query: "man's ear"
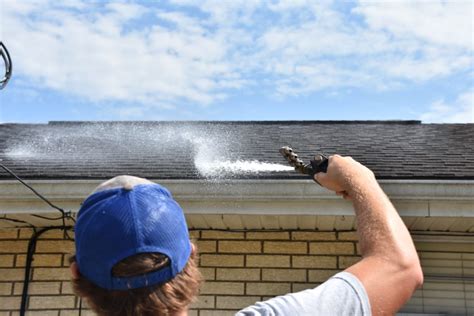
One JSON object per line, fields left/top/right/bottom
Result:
{"left": 70, "top": 261, "right": 80, "bottom": 280}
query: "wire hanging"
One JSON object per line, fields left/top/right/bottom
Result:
{"left": 0, "top": 41, "right": 12, "bottom": 90}
{"left": 0, "top": 163, "right": 77, "bottom": 315}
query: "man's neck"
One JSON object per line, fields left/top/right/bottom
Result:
{"left": 172, "top": 309, "right": 188, "bottom": 316}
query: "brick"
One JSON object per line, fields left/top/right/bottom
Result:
{"left": 0, "top": 283, "right": 12, "bottom": 295}
{"left": 200, "top": 282, "right": 244, "bottom": 295}
{"left": 200, "top": 255, "right": 244, "bottom": 267}
{"left": 264, "top": 242, "right": 307, "bottom": 254}
{"left": 0, "top": 296, "right": 21, "bottom": 310}
{"left": 262, "top": 268, "right": 306, "bottom": 282}
{"left": 201, "top": 231, "right": 244, "bottom": 240}
{"left": 339, "top": 256, "right": 362, "bottom": 269}
{"left": 309, "top": 242, "right": 354, "bottom": 255}
{"left": 61, "top": 281, "right": 74, "bottom": 294}
{"left": 75, "top": 302, "right": 94, "bottom": 313}
{"left": 16, "top": 254, "right": 62, "bottom": 267}
{"left": 246, "top": 232, "right": 289, "bottom": 240}
{"left": 22, "top": 229, "right": 67, "bottom": 239}
{"left": 308, "top": 269, "right": 339, "bottom": 282}
{"left": 219, "top": 241, "right": 261, "bottom": 253}
{"left": 292, "top": 283, "right": 319, "bottom": 292}
{"left": 63, "top": 255, "right": 75, "bottom": 267}
{"left": 338, "top": 232, "right": 358, "bottom": 241}
{"left": 60, "top": 311, "right": 96, "bottom": 316}
{"left": 0, "top": 241, "right": 28, "bottom": 253}
{"left": 216, "top": 296, "right": 260, "bottom": 309}
{"left": 22, "top": 312, "right": 59, "bottom": 316}
{"left": 191, "top": 295, "right": 215, "bottom": 309}
{"left": 195, "top": 240, "right": 216, "bottom": 253}
{"left": 199, "top": 267, "right": 216, "bottom": 280}
{"left": 189, "top": 230, "right": 200, "bottom": 239}
{"left": 246, "top": 255, "right": 290, "bottom": 268}
{"left": 14, "top": 281, "right": 61, "bottom": 295}
{"left": 216, "top": 268, "right": 260, "bottom": 281}
{"left": 292, "top": 256, "right": 337, "bottom": 269}
{"left": 35, "top": 240, "right": 75, "bottom": 253}
{"left": 0, "top": 229, "right": 18, "bottom": 239}
{"left": 0, "top": 268, "right": 24, "bottom": 281}
{"left": 246, "top": 282, "right": 291, "bottom": 296}
{"left": 29, "top": 295, "right": 75, "bottom": 309}
{"left": 0, "top": 255, "right": 14, "bottom": 267}
{"left": 18, "top": 228, "right": 34, "bottom": 239}
{"left": 33, "top": 268, "right": 70, "bottom": 281}
{"left": 292, "top": 232, "right": 336, "bottom": 241}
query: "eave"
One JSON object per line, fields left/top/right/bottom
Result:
{"left": 0, "top": 179, "right": 473, "bottom": 231}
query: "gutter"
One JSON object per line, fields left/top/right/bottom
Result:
{"left": 0, "top": 179, "right": 473, "bottom": 217}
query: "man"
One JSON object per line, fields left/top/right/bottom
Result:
{"left": 70, "top": 155, "right": 423, "bottom": 315}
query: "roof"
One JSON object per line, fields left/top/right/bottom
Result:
{"left": 0, "top": 121, "right": 473, "bottom": 180}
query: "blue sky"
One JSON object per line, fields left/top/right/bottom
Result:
{"left": 0, "top": 0, "right": 472, "bottom": 123}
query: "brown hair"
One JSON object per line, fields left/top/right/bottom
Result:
{"left": 69, "top": 245, "right": 202, "bottom": 316}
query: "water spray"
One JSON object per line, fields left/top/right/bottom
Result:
{"left": 279, "top": 146, "right": 328, "bottom": 182}
{"left": 0, "top": 42, "right": 12, "bottom": 90}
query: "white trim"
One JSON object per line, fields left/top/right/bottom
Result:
{"left": 411, "top": 232, "right": 474, "bottom": 243}
{"left": 0, "top": 179, "right": 473, "bottom": 217}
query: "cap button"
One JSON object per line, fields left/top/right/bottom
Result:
{"left": 123, "top": 183, "right": 134, "bottom": 191}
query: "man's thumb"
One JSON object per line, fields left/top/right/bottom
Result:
{"left": 314, "top": 172, "right": 327, "bottom": 186}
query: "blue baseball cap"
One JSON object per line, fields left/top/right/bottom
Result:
{"left": 74, "top": 176, "right": 192, "bottom": 290}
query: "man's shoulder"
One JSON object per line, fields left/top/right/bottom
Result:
{"left": 235, "top": 272, "right": 371, "bottom": 316}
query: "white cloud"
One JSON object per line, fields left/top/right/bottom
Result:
{"left": 252, "top": 1, "right": 473, "bottom": 95}
{"left": 354, "top": 1, "right": 473, "bottom": 50}
{"left": 421, "top": 90, "right": 474, "bottom": 123}
{"left": 1, "top": 0, "right": 472, "bottom": 113}
{"left": 2, "top": 0, "right": 240, "bottom": 108}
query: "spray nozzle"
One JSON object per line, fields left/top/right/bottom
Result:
{"left": 279, "top": 146, "right": 329, "bottom": 181}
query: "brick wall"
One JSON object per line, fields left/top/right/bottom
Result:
{"left": 0, "top": 228, "right": 359, "bottom": 315}
{"left": 192, "top": 230, "right": 359, "bottom": 315}
{"left": 0, "top": 228, "right": 78, "bottom": 316}
{"left": 1, "top": 228, "right": 473, "bottom": 315}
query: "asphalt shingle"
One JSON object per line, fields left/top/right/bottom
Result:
{"left": 0, "top": 121, "right": 473, "bottom": 180}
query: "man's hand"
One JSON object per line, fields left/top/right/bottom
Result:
{"left": 314, "top": 155, "right": 377, "bottom": 200}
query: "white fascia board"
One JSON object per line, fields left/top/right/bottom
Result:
{"left": 0, "top": 179, "right": 473, "bottom": 217}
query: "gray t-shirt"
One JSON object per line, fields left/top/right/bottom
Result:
{"left": 236, "top": 272, "right": 371, "bottom": 315}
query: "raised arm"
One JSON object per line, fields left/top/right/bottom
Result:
{"left": 315, "top": 155, "right": 423, "bottom": 315}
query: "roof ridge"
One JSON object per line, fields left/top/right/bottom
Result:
{"left": 46, "top": 120, "right": 423, "bottom": 125}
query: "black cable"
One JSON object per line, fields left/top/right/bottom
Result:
{"left": 0, "top": 164, "right": 66, "bottom": 215}
{"left": 0, "top": 163, "right": 77, "bottom": 314}
{"left": 0, "top": 163, "right": 76, "bottom": 237}
{"left": 20, "top": 226, "right": 73, "bottom": 316}
{"left": 0, "top": 41, "right": 12, "bottom": 90}
{"left": 32, "top": 213, "right": 75, "bottom": 223}
{"left": 79, "top": 297, "right": 82, "bottom": 316}
{"left": 0, "top": 216, "right": 35, "bottom": 228}
{"left": 31, "top": 214, "right": 65, "bottom": 220}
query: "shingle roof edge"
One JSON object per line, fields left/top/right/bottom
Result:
{"left": 48, "top": 120, "right": 424, "bottom": 125}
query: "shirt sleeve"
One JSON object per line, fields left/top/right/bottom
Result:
{"left": 235, "top": 271, "right": 371, "bottom": 316}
